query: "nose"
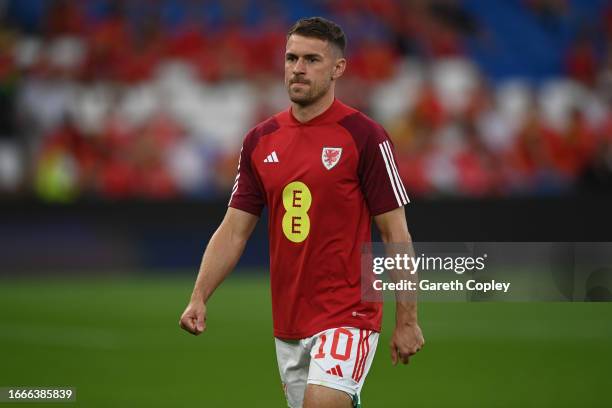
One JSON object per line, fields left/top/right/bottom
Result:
{"left": 292, "top": 57, "right": 306, "bottom": 75}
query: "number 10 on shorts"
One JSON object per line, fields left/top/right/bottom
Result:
{"left": 311, "top": 327, "right": 378, "bottom": 384}
{"left": 314, "top": 328, "right": 353, "bottom": 360}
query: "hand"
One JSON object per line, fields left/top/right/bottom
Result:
{"left": 390, "top": 322, "right": 424, "bottom": 365}
{"left": 179, "top": 300, "right": 207, "bottom": 335}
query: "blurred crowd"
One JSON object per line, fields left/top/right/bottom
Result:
{"left": 0, "top": 0, "right": 611, "bottom": 201}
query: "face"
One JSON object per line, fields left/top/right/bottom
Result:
{"left": 284, "top": 34, "right": 346, "bottom": 106}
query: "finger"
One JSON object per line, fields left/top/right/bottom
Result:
{"left": 190, "top": 316, "right": 204, "bottom": 335}
{"left": 196, "top": 314, "right": 205, "bottom": 334}
{"left": 399, "top": 352, "right": 411, "bottom": 365}
{"left": 179, "top": 317, "right": 194, "bottom": 334}
{"left": 182, "top": 316, "right": 200, "bottom": 335}
{"left": 390, "top": 344, "right": 398, "bottom": 366}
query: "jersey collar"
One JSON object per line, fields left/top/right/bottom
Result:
{"left": 287, "top": 98, "right": 344, "bottom": 126}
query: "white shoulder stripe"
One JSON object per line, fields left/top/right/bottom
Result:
{"left": 228, "top": 147, "right": 243, "bottom": 204}
{"left": 383, "top": 140, "right": 409, "bottom": 204}
{"left": 379, "top": 142, "right": 402, "bottom": 207}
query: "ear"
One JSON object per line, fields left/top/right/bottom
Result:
{"left": 331, "top": 58, "right": 346, "bottom": 80}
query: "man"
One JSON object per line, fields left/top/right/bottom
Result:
{"left": 179, "top": 17, "right": 424, "bottom": 408}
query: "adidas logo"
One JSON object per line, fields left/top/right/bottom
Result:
{"left": 325, "top": 364, "right": 344, "bottom": 377}
{"left": 263, "top": 151, "right": 279, "bottom": 163}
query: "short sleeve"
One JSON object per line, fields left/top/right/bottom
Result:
{"left": 339, "top": 113, "right": 410, "bottom": 216}
{"left": 228, "top": 131, "right": 265, "bottom": 216}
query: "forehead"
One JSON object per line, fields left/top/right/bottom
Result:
{"left": 286, "top": 34, "right": 332, "bottom": 56}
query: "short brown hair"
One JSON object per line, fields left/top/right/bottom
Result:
{"left": 287, "top": 17, "right": 346, "bottom": 55}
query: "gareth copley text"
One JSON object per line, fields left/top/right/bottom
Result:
{"left": 373, "top": 279, "right": 511, "bottom": 293}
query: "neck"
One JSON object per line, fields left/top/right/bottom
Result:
{"left": 291, "top": 90, "right": 335, "bottom": 123}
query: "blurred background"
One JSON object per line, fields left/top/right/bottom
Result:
{"left": 1, "top": 0, "right": 612, "bottom": 201}
{"left": 0, "top": 1, "right": 611, "bottom": 407}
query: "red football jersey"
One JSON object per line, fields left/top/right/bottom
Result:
{"left": 229, "top": 99, "right": 409, "bottom": 339}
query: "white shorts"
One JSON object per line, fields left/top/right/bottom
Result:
{"left": 275, "top": 327, "right": 379, "bottom": 408}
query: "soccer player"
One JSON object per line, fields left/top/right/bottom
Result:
{"left": 179, "top": 17, "right": 424, "bottom": 408}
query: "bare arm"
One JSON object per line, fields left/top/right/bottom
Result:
{"left": 374, "top": 206, "right": 425, "bottom": 364}
{"left": 179, "top": 207, "right": 259, "bottom": 335}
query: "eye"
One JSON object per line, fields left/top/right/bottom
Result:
{"left": 286, "top": 55, "right": 297, "bottom": 62}
{"left": 307, "top": 56, "right": 319, "bottom": 63}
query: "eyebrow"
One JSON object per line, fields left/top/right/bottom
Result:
{"left": 285, "top": 52, "right": 324, "bottom": 59}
